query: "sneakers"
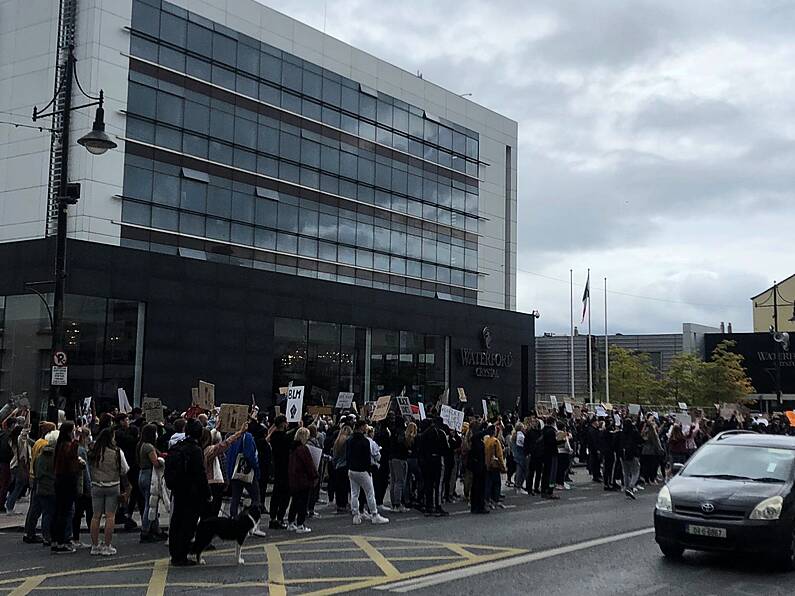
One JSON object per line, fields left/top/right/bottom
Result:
{"left": 250, "top": 528, "right": 268, "bottom": 538}
{"left": 71, "top": 541, "right": 91, "bottom": 550}
{"left": 295, "top": 525, "right": 312, "bottom": 534}
{"left": 23, "top": 535, "right": 43, "bottom": 544}
{"left": 287, "top": 522, "right": 298, "bottom": 532}
{"left": 371, "top": 514, "right": 389, "bottom": 525}
{"left": 352, "top": 514, "right": 363, "bottom": 525}
{"left": 625, "top": 489, "right": 637, "bottom": 500}
{"left": 379, "top": 504, "right": 393, "bottom": 512}
{"left": 90, "top": 545, "right": 103, "bottom": 556}
{"left": 51, "top": 544, "right": 76, "bottom": 554}
{"left": 101, "top": 544, "right": 117, "bottom": 556}
{"left": 361, "top": 512, "right": 372, "bottom": 521}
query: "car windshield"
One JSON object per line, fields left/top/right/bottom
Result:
{"left": 681, "top": 444, "right": 795, "bottom": 482}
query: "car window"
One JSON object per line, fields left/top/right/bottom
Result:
{"left": 682, "top": 444, "right": 795, "bottom": 482}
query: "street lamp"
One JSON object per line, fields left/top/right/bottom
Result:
{"left": 31, "top": 44, "right": 117, "bottom": 423}
{"left": 753, "top": 280, "right": 795, "bottom": 410}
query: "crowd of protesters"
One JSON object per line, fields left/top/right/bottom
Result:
{"left": 0, "top": 398, "right": 791, "bottom": 566}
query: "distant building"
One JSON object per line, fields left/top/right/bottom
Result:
{"left": 751, "top": 275, "right": 795, "bottom": 333}
{"left": 535, "top": 323, "right": 719, "bottom": 401}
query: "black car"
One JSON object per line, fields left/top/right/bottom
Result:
{"left": 654, "top": 430, "right": 795, "bottom": 569}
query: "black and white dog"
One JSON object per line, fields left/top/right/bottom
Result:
{"left": 193, "top": 507, "right": 261, "bottom": 565}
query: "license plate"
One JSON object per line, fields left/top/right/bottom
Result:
{"left": 686, "top": 524, "right": 727, "bottom": 538}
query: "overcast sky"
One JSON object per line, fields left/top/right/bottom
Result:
{"left": 260, "top": 0, "right": 795, "bottom": 335}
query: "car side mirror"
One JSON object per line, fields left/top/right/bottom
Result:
{"left": 672, "top": 463, "right": 685, "bottom": 475}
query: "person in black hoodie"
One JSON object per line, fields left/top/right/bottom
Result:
{"left": 373, "top": 419, "right": 391, "bottom": 510}
{"left": 523, "top": 417, "right": 544, "bottom": 495}
{"left": 620, "top": 418, "right": 643, "bottom": 499}
{"left": 168, "top": 419, "right": 209, "bottom": 567}
{"left": 419, "top": 418, "right": 448, "bottom": 517}
{"left": 599, "top": 419, "right": 619, "bottom": 491}
{"left": 468, "top": 421, "right": 488, "bottom": 514}
{"left": 540, "top": 417, "right": 559, "bottom": 499}
{"left": 389, "top": 418, "right": 408, "bottom": 511}
{"left": 586, "top": 418, "right": 603, "bottom": 482}
{"left": 267, "top": 416, "right": 290, "bottom": 529}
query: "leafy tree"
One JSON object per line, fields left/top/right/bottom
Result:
{"left": 607, "top": 346, "right": 666, "bottom": 404}
{"left": 666, "top": 352, "right": 706, "bottom": 405}
{"left": 701, "top": 340, "right": 755, "bottom": 405}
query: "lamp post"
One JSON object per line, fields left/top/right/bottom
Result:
{"left": 753, "top": 281, "right": 795, "bottom": 410}
{"left": 32, "top": 44, "right": 117, "bottom": 422}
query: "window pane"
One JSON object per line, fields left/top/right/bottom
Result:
{"left": 152, "top": 206, "right": 178, "bottom": 231}
{"left": 299, "top": 208, "right": 318, "bottom": 236}
{"left": 187, "top": 23, "right": 212, "bottom": 57}
{"left": 231, "top": 192, "right": 254, "bottom": 223}
{"left": 277, "top": 203, "right": 298, "bottom": 232}
{"left": 152, "top": 172, "right": 179, "bottom": 207}
{"left": 318, "top": 213, "right": 337, "bottom": 241}
{"left": 213, "top": 32, "right": 237, "bottom": 65}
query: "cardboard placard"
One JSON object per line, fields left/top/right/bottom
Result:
{"left": 336, "top": 392, "right": 354, "bottom": 410}
{"left": 83, "top": 397, "right": 93, "bottom": 417}
{"left": 143, "top": 398, "right": 164, "bottom": 424}
{"left": 785, "top": 411, "right": 795, "bottom": 426}
{"left": 218, "top": 404, "right": 249, "bottom": 432}
{"left": 564, "top": 402, "right": 573, "bottom": 414}
{"left": 628, "top": 404, "right": 641, "bottom": 416}
{"left": 603, "top": 402, "right": 614, "bottom": 411}
{"left": 307, "top": 445, "right": 323, "bottom": 469}
{"left": 286, "top": 386, "right": 305, "bottom": 423}
{"left": 674, "top": 413, "right": 692, "bottom": 433}
{"left": 439, "top": 388, "right": 449, "bottom": 406}
{"left": 457, "top": 388, "right": 467, "bottom": 402}
{"left": 118, "top": 388, "right": 132, "bottom": 414}
{"left": 440, "top": 405, "right": 464, "bottom": 432}
{"left": 396, "top": 396, "right": 412, "bottom": 418}
{"left": 307, "top": 405, "right": 332, "bottom": 417}
{"left": 550, "top": 396, "right": 558, "bottom": 410}
{"left": 372, "top": 396, "right": 391, "bottom": 422}
{"left": 595, "top": 405, "right": 607, "bottom": 418}
{"left": 482, "top": 399, "right": 488, "bottom": 418}
{"left": 418, "top": 402, "right": 426, "bottom": 421}
{"left": 195, "top": 381, "right": 215, "bottom": 411}
{"left": 536, "top": 403, "right": 550, "bottom": 417}
{"left": 677, "top": 402, "right": 688, "bottom": 411}
{"left": 191, "top": 388, "right": 199, "bottom": 404}
{"left": 279, "top": 386, "right": 289, "bottom": 396}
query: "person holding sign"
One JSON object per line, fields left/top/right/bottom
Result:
{"left": 267, "top": 416, "right": 291, "bottom": 529}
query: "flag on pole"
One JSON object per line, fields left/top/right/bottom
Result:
{"left": 581, "top": 272, "right": 590, "bottom": 323}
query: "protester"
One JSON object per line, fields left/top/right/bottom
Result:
{"left": 347, "top": 420, "right": 388, "bottom": 525}
{"left": 267, "top": 416, "right": 291, "bottom": 530}
{"left": 52, "top": 421, "right": 82, "bottom": 553}
{"left": 137, "top": 424, "right": 165, "bottom": 543}
{"left": 88, "top": 428, "right": 123, "bottom": 556}
{"left": 332, "top": 425, "right": 352, "bottom": 514}
{"left": 287, "top": 427, "right": 318, "bottom": 533}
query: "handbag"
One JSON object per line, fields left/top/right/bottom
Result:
{"left": 232, "top": 452, "right": 254, "bottom": 483}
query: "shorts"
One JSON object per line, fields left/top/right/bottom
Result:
{"left": 91, "top": 484, "right": 120, "bottom": 514}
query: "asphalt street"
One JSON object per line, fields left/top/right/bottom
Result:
{"left": 0, "top": 473, "right": 791, "bottom": 595}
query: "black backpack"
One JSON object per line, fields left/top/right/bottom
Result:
{"left": 164, "top": 441, "right": 188, "bottom": 491}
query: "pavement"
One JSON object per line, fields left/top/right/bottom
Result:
{"left": 0, "top": 471, "right": 792, "bottom": 595}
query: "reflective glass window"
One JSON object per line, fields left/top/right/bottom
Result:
{"left": 277, "top": 232, "right": 297, "bottom": 253}
{"left": 318, "top": 213, "right": 337, "bottom": 241}
{"left": 152, "top": 172, "right": 179, "bottom": 207}
{"left": 179, "top": 212, "right": 204, "bottom": 236}
{"left": 186, "top": 23, "right": 212, "bottom": 57}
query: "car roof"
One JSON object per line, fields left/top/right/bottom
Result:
{"left": 711, "top": 432, "right": 795, "bottom": 450}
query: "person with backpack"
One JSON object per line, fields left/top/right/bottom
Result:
{"left": 226, "top": 423, "right": 260, "bottom": 519}
{"left": 137, "top": 424, "right": 165, "bottom": 543}
{"left": 166, "top": 419, "right": 209, "bottom": 567}
{"left": 31, "top": 427, "right": 58, "bottom": 546}
{"left": 23, "top": 422, "right": 56, "bottom": 544}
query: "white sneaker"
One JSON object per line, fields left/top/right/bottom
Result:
{"left": 287, "top": 522, "right": 298, "bottom": 532}
{"left": 251, "top": 527, "right": 267, "bottom": 538}
{"left": 352, "top": 514, "right": 362, "bottom": 525}
{"left": 295, "top": 525, "right": 312, "bottom": 534}
{"left": 371, "top": 514, "right": 389, "bottom": 525}
{"left": 361, "top": 512, "right": 372, "bottom": 521}
{"left": 101, "top": 544, "right": 117, "bottom": 556}
{"left": 90, "top": 545, "right": 103, "bottom": 556}
{"left": 379, "top": 504, "right": 393, "bottom": 512}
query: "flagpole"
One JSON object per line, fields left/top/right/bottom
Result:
{"left": 587, "top": 268, "right": 593, "bottom": 405}
{"left": 604, "top": 277, "right": 610, "bottom": 404}
{"left": 570, "top": 269, "right": 575, "bottom": 401}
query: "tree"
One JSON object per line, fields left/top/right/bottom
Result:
{"left": 607, "top": 346, "right": 666, "bottom": 404}
{"left": 701, "top": 340, "right": 755, "bottom": 405}
{"left": 666, "top": 352, "right": 707, "bottom": 406}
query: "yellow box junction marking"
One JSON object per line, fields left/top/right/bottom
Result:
{"left": 0, "top": 534, "right": 526, "bottom": 594}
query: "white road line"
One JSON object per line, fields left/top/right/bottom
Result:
{"left": 376, "top": 527, "right": 655, "bottom": 592}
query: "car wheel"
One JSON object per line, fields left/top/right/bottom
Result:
{"left": 659, "top": 543, "right": 684, "bottom": 560}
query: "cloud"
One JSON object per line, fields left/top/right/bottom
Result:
{"left": 259, "top": 0, "right": 795, "bottom": 335}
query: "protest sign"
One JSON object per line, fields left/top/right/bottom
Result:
{"left": 372, "top": 396, "right": 392, "bottom": 422}
{"left": 143, "top": 398, "right": 164, "bottom": 424}
{"left": 118, "top": 388, "right": 132, "bottom": 414}
{"left": 441, "top": 405, "right": 465, "bottom": 432}
{"left": 536, "top": 403, "right": 550, "bottom": 417}
{"left": 785, "top": 411, "right": 795, "bottom": 427}
{"left": 482, "top": 399, "right": 488, "bottom": 418}
{"left": 674, "top": 413, "right": 692, "bottom": 433}
{"left": 677, "top": 402, "right": 688, "bottom": 411}
{"left": 196, "top": 381, "right": 215, "bottom": 411}
{"left": 218, "top": 404, "right": 248, "bottom": 432}
{"left": 418, "top": 402, "right": 426, "bottom": 421}
{"left": 628, "top": 404, "right": 641, "bottom": 416}
{"left": 439, "top": 388, "right": 449, "bottom": 406}
{"left": 307, "top": 405, "right": 332, "bottom": 417}
{"left": 564, "top": 401, "right": 573, "bottom": 414}
{"left": 307, "top": 445, "right": 323, "bottom": 469}
{"left": 83, "top": 397, "right": 92, "bottom": 417}
{"left": 595, "top": 405, "right": 607, "bottom": 417}
{"left": 286, "top": 386, "right": 305, "bottom": 423}
{"left": 550, "top": 396, "right": 558, "bottom": 410}
{"left": 457, "top": 388, "right": 467, "bottom": 402}
{"left": 396, "top": 396, "right": 412, "bottom": 418}
{"left": 603, "top": 402, "right": 614, "bottom": 411}
{"left": 191, "top": 387, "right": 198, "bottom": 404}
{"left": 336, "top": 392, "right": 354, "bottom": 410}
{"left": 614, "top": 414, "right": 622, "bottom": 427}
{"left": 279, "top": 386, "right": 289, "bottom": 396}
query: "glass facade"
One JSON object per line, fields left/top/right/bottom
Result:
{"left": 121, "top": 0, "right": 480, "bottom": 303}
{"left": 272, "top": 317, "right": 448, "bottom": 405}
{"left": 0, "top": 294, "right": 144, "bottom": 417}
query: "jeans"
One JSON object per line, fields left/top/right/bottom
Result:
{"left": 623, "top": 457, "right": 640, "bottom": 491}
{"left": 287, "top": 489, "right": 309, "bottom": 526}
{"left": 348, "top": 470, "right": 377, "bottom": 517}
{"left": 513, "top": 454, "right": 527, "bottom": 490}
{"left": 6, "top": 466, "right": 28, "bottom": 511}
{"left": 230, "top": 479, "right": 260, "bottom": 518}
{"left": 389, "top": 459, "right": 407, "bottom": 507}
{"left": 72, "top": 493, "right": 93, "bottom": 541}
{"left": 138, "top": 468, "right": 154, "bottom": 534}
